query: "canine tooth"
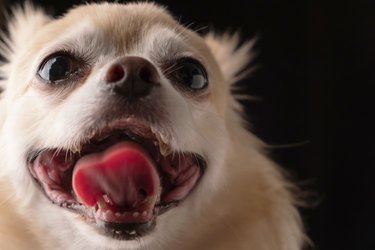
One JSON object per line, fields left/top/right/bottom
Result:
{"left": 115, "top": 212, "right": 121, "bottom": 217}
{"left": 97, "top": 198, "right": 106, "bottom": 209}
{"left": 155, "top": 131, "right": 172, "bottom": 156}
{"left": 133, "top": 212, "right": 139, "bottom": 217}
{"left": 71, "top": 144, "right": 81, "bottom": 153}
{"left": 103, "top": 194, "right": 113, "bottom": 205}
{"left": 142, "top": 211, "right": 147, "bottom": 216}
{"left": 154, "top": 130, "right": 166, "bottom": 144}
{"left": 159, "top": 141, "right": 172, "bottom": 156}
{"left": 142, "top": 194, "right": 158, "bottom": 206}
{"left": 159, "top": 132, "right": 168, "bottom": 144}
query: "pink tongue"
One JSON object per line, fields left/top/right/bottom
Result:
{"left": 72, "top": 142, "right": 160, "bottom": 209}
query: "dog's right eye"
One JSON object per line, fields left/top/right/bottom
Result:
{"left": 38, "top": 54, "right": 77, "bottom": 83}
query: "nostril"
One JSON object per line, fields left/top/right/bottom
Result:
{"left": 138, "top": 64, "right": 160, "bottom": 84}
{"left": 139, "top": 66, "right": 152, "bottom": 83}
{"left": 105, "top": 57, "right": 160, "bottom": 98}
{"left": 105, "top": 64, "right": 125, "bottom": 83}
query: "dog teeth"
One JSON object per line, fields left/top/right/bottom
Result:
{"left": 159, "top": 133, "right": 168, "bottom": 144}
{"left": 142, "top": 193, "right": 158, "bottom": 206}
{"left": 71, "top": 144, "right": 82, "bottom": 153}
{"left": 102, "top": 194, "right": 113, "bottom": 205}
{"left": 153, "top": 130, "right": 172, "bottom": 156}
{"left": 151, "top": 126, "right": 173, "bottom": 156}
{"left": 159, "top": 141, "right": 172, "bottom": 156}
{"left": 129, "top": 230, "right": 136, "bottom": 235}
{"left": 96, "top": 197, "right": 106, "bottom": 209}
{"left": 96, "top": 208, "right": 150, "bottom": 222}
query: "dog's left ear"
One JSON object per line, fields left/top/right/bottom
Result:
{"left": 204, "top": 32, "right": 256, "bottom": 86}
{"left": 0, "top": 2, "right": 51, "bottom": 89}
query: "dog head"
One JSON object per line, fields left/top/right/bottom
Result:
{"left": 0, "top": 2, "right": 253, "bottom": 249}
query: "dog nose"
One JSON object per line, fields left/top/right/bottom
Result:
{"left": 105, "top": 56, "right": 160, "bottom": 99}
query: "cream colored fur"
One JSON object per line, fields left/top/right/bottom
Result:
{"left": 0, "top": 2, "right": 305, "bottom": 250}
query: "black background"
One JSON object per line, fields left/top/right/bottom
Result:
{"left": 2, "top": 0, "right": 375, "bottom": 249}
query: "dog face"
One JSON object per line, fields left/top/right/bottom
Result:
{"left": 0, "top": 3, "right": 253, "bottom": 249}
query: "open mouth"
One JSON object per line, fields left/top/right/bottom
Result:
{"left": 28, "top": 118, "right": 206, "bottom": 240}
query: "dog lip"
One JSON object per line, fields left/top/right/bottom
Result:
{"left": 27, "top": 117, "right": 207, "bottom": 239}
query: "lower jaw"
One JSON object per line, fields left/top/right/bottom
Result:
{"left": 59, "top": 199, "right": 180, "bottom": 240}
{"left": 95, "top": 218, "right": 157, "bottom": 240}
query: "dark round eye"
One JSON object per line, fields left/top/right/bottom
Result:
{"left": 171, "top": 59, "right": 208, "bottom": 90}
{"left": 38, "top": 54, "right": 76, "bottom": 83}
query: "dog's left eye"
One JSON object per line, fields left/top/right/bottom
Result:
{"left": 38, "top": 54, "right": 77, "bottom": 83}
{"left": 168, "top": 58, "right": 208, "bottom": 91}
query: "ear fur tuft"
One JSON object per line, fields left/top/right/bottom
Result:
{"left": 0, "top": 2, "right": 50, "bottom": 83}
{"left": 204, "top": 32, "right": 257, "bottom": 85}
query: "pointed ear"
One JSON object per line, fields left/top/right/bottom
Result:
{"left": 0, "top": 2, "right": 51, "bottom": 87}
{"left": 204, "top": 32, "right": 257, "bottom": 85}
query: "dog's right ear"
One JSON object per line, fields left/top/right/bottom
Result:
{"left": 0, "top": 2, "right": 51, "bottom": 90}
{"left": 204, "top": 32, "right": 257, "bottom": 86}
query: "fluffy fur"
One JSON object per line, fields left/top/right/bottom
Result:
{"left": 0, "top": 2, "right": 305, "bottom": 250}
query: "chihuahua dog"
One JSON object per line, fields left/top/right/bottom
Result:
{"left": 0, "top": 2, "right": 305, "bottom": 250}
